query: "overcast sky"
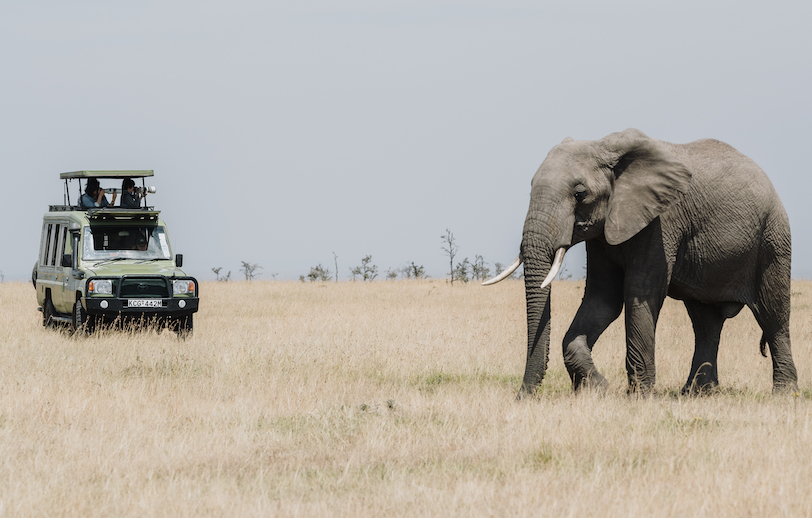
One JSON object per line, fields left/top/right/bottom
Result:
{"left": 2, "top": 0, "right": 810, "bottom": 282}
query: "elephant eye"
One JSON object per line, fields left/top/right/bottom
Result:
{"left": 574, "top": 186, "right": 587, "bottom": 202}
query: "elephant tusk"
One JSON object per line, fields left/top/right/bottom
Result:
{"left": 540, "top": 248, "right": 567, "bottom": 289}
{"left": 481, "top": 255, "right": 523, "bottom": 286}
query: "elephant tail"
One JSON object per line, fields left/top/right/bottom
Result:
{"left": 760, "top": 335, "right": 768, "bottom": 358}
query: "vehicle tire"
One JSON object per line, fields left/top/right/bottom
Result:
{"left": 43, "top": 297, "right": 55, "bottom": 328}
{"left": 175, "top": 314, "right": 193, "bottom": 338}
{"left": 72, "top": 300, "right": 95, "bottom": 334}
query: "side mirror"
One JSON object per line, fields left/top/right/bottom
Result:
{"left": 61, "top": 254, "right": 72, "bottom": 268}
{"left": 175, "top": 254, "right": 183, "bottom": 268}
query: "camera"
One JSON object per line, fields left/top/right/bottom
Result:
{"left": 103, "top": 186, "right": 157, "bottom": 195}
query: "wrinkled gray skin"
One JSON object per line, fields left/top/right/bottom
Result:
{"left": 518, "top": 128, "right": 797, "bottom": 397}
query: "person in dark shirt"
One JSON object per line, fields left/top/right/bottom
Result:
{"left": 80, "top": 178, "right": 116, "bottom": 209}
{"left": 120, "top": 178, "right": 146, "bottom": 208}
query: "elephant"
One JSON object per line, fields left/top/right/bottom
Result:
{"left": 484, "top": 128, "right": 798, "bottom": 396}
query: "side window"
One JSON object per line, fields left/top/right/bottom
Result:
{"left": 42, "top": 224, "right": 53, "bottom": 266}
{"left": 63, "top": 227, "right": 72, "bottom": 256}
{"left": 58, "top": 226, "right": 68, "bottom": 266}
{"left": 50, "top": 224, "right": 61, "bottom": 267}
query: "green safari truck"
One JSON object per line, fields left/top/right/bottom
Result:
{"left": 35, "top": 170, "right": 199, "bottom": 335}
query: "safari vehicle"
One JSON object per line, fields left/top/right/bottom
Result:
{"left": 35, "top": 170, "right": 198, "bottom": 335}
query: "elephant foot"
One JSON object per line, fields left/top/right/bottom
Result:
{"left": 681, "top": 379, "right": 719, "bottom": 396}
{"left": 772, "top": 380, "right": 800, "bottom": 395}
{"left": 573, "top": 370, "right": 608, "bottom": 392}
{"left": 683, "top": 365, "right": 719, "bottom": 396}
{"left": 625, "top": 378, "right": 655, "bottom": 396}
{"left": 516, "top": 383, "right": 540, "bottom": 401}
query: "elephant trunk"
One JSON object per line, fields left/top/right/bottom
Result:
{"left": 518, "top": 233, "right": 557, "bottom": 397}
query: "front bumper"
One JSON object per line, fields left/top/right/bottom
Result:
{"left": 83, "top": 296, "right": 199, "bottom": 318}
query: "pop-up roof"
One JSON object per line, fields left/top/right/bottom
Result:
{"left": 60, "top": 170, "right": 154, "bottom": 179}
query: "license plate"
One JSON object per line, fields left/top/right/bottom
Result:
{"left": 127, "top": 299, "right": 163, "bottom": 308}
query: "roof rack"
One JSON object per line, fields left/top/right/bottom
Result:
{"left": 86, "top": 208, "right": 160, "bottom": 220}
{"left": 60, "top": 170, "right": 154, "bottom": 179}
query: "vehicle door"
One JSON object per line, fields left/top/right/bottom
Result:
{"left": 51, "top": 223, "right": 70, "bottom": 312}
{"left": 38, "top": 222, "right": 60, "bottom": 308}
{"left": 64, "top": 228, "right": 82, "bottom": 309}
{"left": 56, "top": 224, "right": 77, "bottom": 313}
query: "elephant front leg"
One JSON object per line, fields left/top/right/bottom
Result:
{"left": 563, "top": 286, "right": 624, "bottom": 391}
{"left": 563, "top": 332, "right": 608, "bottom": 391}
{"left": 623, "top": 295, "right": 664, "bottom": 393}
{"left": 564, "top": 242, "right": 625, "bottom": 391}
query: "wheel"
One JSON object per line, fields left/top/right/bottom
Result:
{"left": 42, "top": 297, "right": 55, "bottom": 328}
{"left": 175, "top": 314, "right": 193, "bottom": 338}
{"left": 72, "top": 300, "right": 95, "bottom": 334}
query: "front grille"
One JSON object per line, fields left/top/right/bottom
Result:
{"left": 119, "top": 278, "right": 169, "bottom": 298}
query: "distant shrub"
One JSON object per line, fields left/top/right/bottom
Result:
{"left": 300, "top": 264, "right": 332, "bottom": 282}
{"left": 471, "top": 255, "right": 490, "bottom": 281}
{"left": 212, "top": 267, "right": 232, "bottom": 282}
{"left": 401, "top": 261, "right": 428, "bottom": 279}
{"left": 453, "top": 258, "right": 471, "bottom": 283}
{"left": 350, "top": 255, "right": 378, "bottom": 282}
{"left": 240, "top": 261, "right": 262, "bottom": 281}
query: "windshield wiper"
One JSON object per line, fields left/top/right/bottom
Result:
{"left": 92, "top": 257, "right": 129, "bottom": 266}
{"left": 133, "top": 257, "right": 171, "bottom": 264}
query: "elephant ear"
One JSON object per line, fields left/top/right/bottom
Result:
{"left": 603, "top": 129, "right": 693, "bottom": 245}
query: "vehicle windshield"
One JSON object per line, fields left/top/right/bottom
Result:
{"left": 82, "top": 225, "right": 172, "bottom": 261}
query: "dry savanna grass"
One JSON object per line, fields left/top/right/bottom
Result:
{"left": 1, "top": 279, "right": 811, "bottom": 517}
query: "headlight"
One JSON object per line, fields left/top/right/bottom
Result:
{"left": 173, "top": 280, "right": 195, "bottom": 295}
{"left": 88, "top": 279, "right": 113, "bottom": 294}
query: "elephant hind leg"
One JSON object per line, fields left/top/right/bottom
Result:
{"left": 750, "top": 302, "right": 797, "bottom": 393}
{"left": 750, "top": 247, "right": 797, "bottom": 392}
{"left": 682, "top": 300, "right": 727, "bottom": 395}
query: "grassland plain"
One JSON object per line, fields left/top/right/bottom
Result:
{"left": 0, "top": 279, "right": 811, "bottom": 517}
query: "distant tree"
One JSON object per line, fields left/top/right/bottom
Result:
{"left": 301, "top": 264, "right": 331, "bottom": 282}
{"left": 212, "top": 267, "right": 231, "bottom": 282}
{"left": 0, "top": 270, "right": 4, "bottom": 283}
{"left": 240, "top": 261, "right": 262, "bottom": 281}
{"left": 453, "top": 257, "right": 471, "bottom": 283}
{"left": 441, "top": 228, "right": 459, "bottom": 285}
{"left": 333, "top": 252, "right": 339, "bottom": 282}
{"left": 350, "top": 255, "right": 378, "bottom": 281}
{"left": 386, "top": 268, "right": 398, "bottom": 280}
{"left": 471, "top": 255, "right": 490, "bottom": 281}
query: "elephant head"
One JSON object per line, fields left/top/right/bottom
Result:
{"left": 485, "top": 128, "right": 692, "bottom": 396}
